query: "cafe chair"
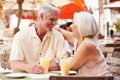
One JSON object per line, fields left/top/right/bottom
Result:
{"left": 102, "top": 43, "right": 120, "bottom": 75}
{"left": 49, "top": 76, "right": 114, "bottom": 80}
{"left": 0, "top": 53, "right": 10, "bottom": 69}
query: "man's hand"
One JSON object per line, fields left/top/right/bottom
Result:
{"left": 10, "top": 60, "right": 45, "bottom": 74}
{"left": 26, "top": 64, "right": 44, "bottom": 74}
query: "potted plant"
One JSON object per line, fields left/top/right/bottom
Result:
{"left": 113, "top": 19, "right": 120, "bottom": 32}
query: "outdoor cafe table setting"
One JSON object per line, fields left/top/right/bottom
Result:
{"left": 0, "top": 69, "right": 120, "bottom": 80}
{"left": 0, "top": 69, "right": 78, "bottom": 80}
{"left": 0, "top": 57, "right": 78, "bottom": 80}
{"left": 0, "top": 57, "right": 119, "bottom": 80}
{"left": 0, "top": 54, "right": 119, "bottom": 80}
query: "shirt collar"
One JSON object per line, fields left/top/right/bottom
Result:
{"left": 30, "top": 25, "right": 53, "bottom": 38}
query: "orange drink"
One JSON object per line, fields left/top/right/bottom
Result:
{"left": 39, "top": 57, "right": 50, "bottom": 73}
{"left": 60, "top": 59, "right": 70, "bottom": 75}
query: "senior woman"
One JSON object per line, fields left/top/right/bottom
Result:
{"left": 55, "top": 11, "right": 112, "bottom": 76}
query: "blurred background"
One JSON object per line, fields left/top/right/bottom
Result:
{"left": 0, "top": 0, "right": 120, "bottom": 36}
{"left": 0, "top": 0, "right": 120, "bottom": 74}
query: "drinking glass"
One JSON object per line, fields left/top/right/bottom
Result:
{"left": 39, "top": 57, "right": 50, "bottom": 73}
{"left": 60, "top": 58, "right": 71, "bottom": 75}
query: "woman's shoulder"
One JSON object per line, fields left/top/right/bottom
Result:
{"left": 82, "top": 41, "right": 96, "bottom": 52}
{"left": 79, "top": 40, "right": 99, "bottom": 55}
{"left": 77, "top": 40, "right": 100, "bottom": 61}
{"left": 82, "top": 39, "right": 98, "bottom": 49}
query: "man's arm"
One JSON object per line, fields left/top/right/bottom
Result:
{"left": 49, "top": 60, "right": 60, "bottom": 71}
{"left": 10, "top": 60, "right": 44, "bottom": 74}
{"left": 54, "top": 27, "right": 74, "bottom": 45}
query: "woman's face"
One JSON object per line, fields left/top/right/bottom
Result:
{"left": 70, "top": 24, "right": 81, "bottom": 39}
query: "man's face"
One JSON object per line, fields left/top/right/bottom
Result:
{"left": 42, "top": 10, "right": 58, "bottom": 31}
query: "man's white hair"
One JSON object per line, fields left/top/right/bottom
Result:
{"left": 37, "top": 3, "right": 60, "bottom": 19}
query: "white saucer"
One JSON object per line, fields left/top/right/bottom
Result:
{"left": 50, "top": 71, "right": 77, "bottom": 75}
{"left": 0, "top": 69, "right": 13, "bottom": 74}
{"left": 69, "top": 71, "right": 77, "bottom": 75}
{"left": 6, "top": 73, "right": 26, "bottom": 78}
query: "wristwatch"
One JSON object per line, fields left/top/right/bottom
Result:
{"left": 56, "top": 59, "right": 60, "bottom": 65}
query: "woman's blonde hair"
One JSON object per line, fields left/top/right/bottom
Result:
{"left": 74, "top": 11, "right": 99, "bottom": 38}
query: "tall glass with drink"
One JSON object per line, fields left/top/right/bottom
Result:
{"left": 60, "top": 58, "right": 71, "bottom": 75}
{"left": 39, "top": 57, "right": 50, "bottom": 73}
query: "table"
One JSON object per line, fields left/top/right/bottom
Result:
{"left": 0, "top": 71, "right": 80, "bottom": 80}
{"left": 0, "top": 72, "right": 49, "bottom": 80}
{"left": 0, "top": 71, "right": 119, "bottom": 80}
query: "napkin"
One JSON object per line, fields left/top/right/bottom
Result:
{"left": 26, "top": 73, "right": 57, "bottom": 79}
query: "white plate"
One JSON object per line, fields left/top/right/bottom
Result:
{"left": 50, "top": 71, "right": 77, "bottom": 75}
{"left": 69, "top": 71, "right": 77, "bottom": 75}
{"left": 0, "top": 69, "right": 13, "bottom": 74}
{"left": 6, "top": 73, "right": 26, "bottom": 78}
